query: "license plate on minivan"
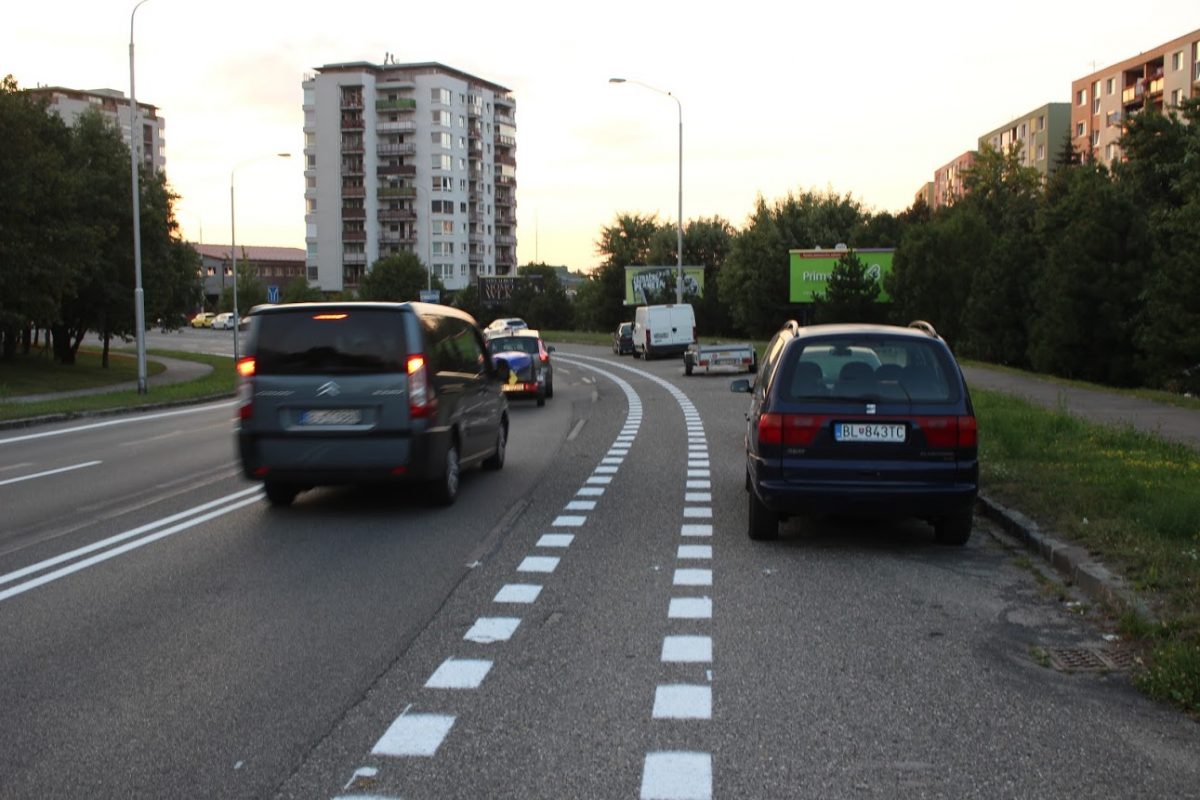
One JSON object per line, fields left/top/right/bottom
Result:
{"left": 301, "top": 409, "right": 362, "bottom": 425}
{"left": 834, "top": 423, "right": 906, "bottom": 443}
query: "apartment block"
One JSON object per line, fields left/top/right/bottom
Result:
{"left": 303, "top": 60, "right": 517, "bottom": 294}
{"left": 979, "top": 103, "right": 1071, "bottom": 180}
{"left": 1071, "top": 28, "right": 1200, "bottom": 166}
{"left": 27, "top": 86, "right": 166, "bottom": 173}
{"left": 932, "top": 151, "right": 976, "bottom": 209}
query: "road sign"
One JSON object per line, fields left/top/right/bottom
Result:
{"left": 267, "top": 285, "right": 280, "bottom": 303}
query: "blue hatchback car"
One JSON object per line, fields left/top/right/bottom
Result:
{"left": 731, "top": 321, "right": 978, "bottom": 544}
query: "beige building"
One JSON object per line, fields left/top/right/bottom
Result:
{"left": 932, "top": 151, "right": 976, "bottom": 209}
{"left": 1071, "top": 28, "right": 1200, "bottom": 166}
{"left": 979, "top": 103, "right": 1072, "bottom": 180}
{"left": 27, "top": 86, "right": 166, "bottom": 174}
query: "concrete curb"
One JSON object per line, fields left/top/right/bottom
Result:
{"left": 977, "top": 492, "right": 1156, "bottom": 623}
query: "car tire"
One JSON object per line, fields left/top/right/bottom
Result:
{"left": 684, "top": 356, "right": 693, "bottom": 376}
{"left": 536, "top": 390, "right": 546, "bottom": 407}
{"left": 264, "top": 483, "right": 299, "bottom": 507}
{"left": 934, "top": 510, "right": 973, "bottom": 545}
{"left": 748, "top": 486, "right": 779, "bottom": 541}
{"left": 482, "top": 421, "right": 507, "bottom": 470}
{"left": 546, "top": 377, "right": 554, "bottom": 398}
{"left": 431, "top": 439, "right": 460, "bottom": 505}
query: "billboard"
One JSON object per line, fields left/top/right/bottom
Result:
{"left": 478, "top": 275, "right": 544, "bottom": 307}
{"left": 624, "top": 266, "right": 705, "bottom": 305}
{"left": 789, "top": 248, "right": 894, "bottom": 303}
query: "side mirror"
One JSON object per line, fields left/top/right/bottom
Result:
{"left": 547, "top": 345, "right": 556, "bottom": 353}
{"left": 730, "top": 378, "right": 752, "bottom": 393}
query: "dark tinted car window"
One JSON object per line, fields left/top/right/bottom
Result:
{"left": 426, "top": 315, "right": 486, "bottom": 376}
{"left": 490, "top": 336, "right": 539, "bottom": 355}
{"left": 781, "top": 336, "right": 958, "bottom": 402}
{"left": 255, "top": 309, "right": 406, "bottom": 375}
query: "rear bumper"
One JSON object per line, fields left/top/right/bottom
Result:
{"left": 754, "top": 476, "right": 977, "bottom": 518}
{"left": 237, "top": 428, "right": 445, "bottom": 486}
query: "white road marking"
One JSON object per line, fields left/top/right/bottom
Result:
{"left": 661, "top": 636, "right": 713, "bottom": 663}
{"left": 536, "top": 534, "right": 574, "bottom": 548}
{"left": 669, "top": 597, "right": 712, "bottom": 619}
{"left": 594, "top": 465, "right": 619, "bottom": 474}
{"left": 601, "top": 457, "right": 624, "bottom": 465}
{"left": 565, "top": 500, "right": 597, "bottom": 510}
{"left": 372, "top": 713, "right": 455, "bottom": 757}
{"left": 680, "top": 524, "right": 713, "bottom": 537}
{"left": 674, "top": 569, "right": 712, "bottom": 587}
{"left": 686, "top": 469, "right": 710, "bottom": 479}
{"left": 340, "top": 765, "right": 377, "bottom": 791}
{"left": 677, "top": 545, "right": 712, "bottom": 560}
{"left": 587, "top": 476, "right": 613, "bottom": 485}
{"left": 0, "top": 462, "right": 34, "bottom": 473}
{"left": 494, "top": 584, "right": 541, "bottom": 604}
{"left": 685, "top": 480, "right": 710, "bottom": 490}
{"left": 464, "top": 617, "right": 521, "bottom": 643}
{"left": 552, "top": 515, "right": 587, "bottom": 526}
{"left": 425, "top": 658, "right": 493, "bottom": 689}
{"left": 682, "top": 507, "right": 712, "bottom": 518}
{"left": 641, "top": 752, "right": 712, "bottom": 800}
{"left": 0, "top": 402, "right": 234, "bottom": 446}
{"left": 567, "top": 419, "right": 587, "bottom": 441}
{"left": 518, "top": 556, "right": 560, "bottom": 573}
{"left": 576, "top": 487, "right": 605, "bottom": 497}
{"left": 652, "top": 685, "right": 712, "bottom": 719}
{"left": 684, "top": 493, "right": 711, "bottom": 503}
{"left": 0, "top": 460, "right": 102, "bottom": 487}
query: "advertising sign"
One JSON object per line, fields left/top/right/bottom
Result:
{"left": 478, "top": 276, "right": 544, "bottom": 307}
{"left": 623, "top": 266, "right": 705, "bottom": 305}
{"left": 789, "top": 249, "right": 894, "bottom": 303}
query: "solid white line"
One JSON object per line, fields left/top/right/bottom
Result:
{"left": 0, "top": 490, "right": 263, "bottom": 603}
{"left": 372, "top": 713, "right": 455, "bottom": 757}
{"left": 0, "top": 486, "right": 263, "bottom": 588}
{"left": 641, "top": 752, "right": 712, "bottom": 800}
{"left": 0, "top": 402, "right": 233, "bottom": 446}
{"left": 0, "top": 460, "right": 102, "bottom": 487}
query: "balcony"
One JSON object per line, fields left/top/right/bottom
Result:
{"left": 342, "top": 231, "right": 367, "bottom": 242}
{"left": 341, "top": 116, "right": 364, "bottom": 131}
{"left": 1148, "top": 77, "right": 1164, "bottom": 95}
{"left": 341, "top": 141, "right": 364, "bottom": 154}
{"left": 343, "top": 252, "right": 367, "bottom": 264}
{"left": 377, "top": 143, "right": 416, "bottom": 156}
{"left": 341, "top": 208, "right": 366, "bottom": 219}
{"left": 341, "top": 185, "right": 365, "bottom": 197}
{"left": 378, "top": 208, "right": 416, "bottom": 221}
{"left": 376, "top": 98, "right": 416, "bottom": 111}
{"left": 341, "top": 162, "right": 364, "bottom": 176}
{"left": 379, "top": 232, "right": 416, "bottom": 245}
{"left": 378, "top": 186, "right": 416, "bottom": 198}
{"left": 377, "top": 164, "right": 416, "bottom": 176}
{"left": 495, "top": 114, "right": 514, "bottom": 126}
{"left": 377, "top": 120, "right": 416, "bottom": 133}
{"left": 496, "top": 135, "right": 515, "bottom": 148}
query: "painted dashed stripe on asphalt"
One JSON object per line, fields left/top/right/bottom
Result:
{"left": 494, "top": 584, "right": 541, "bottom": 604}
{"left": 464, "top": 617, "right": 521, "bottom": 643}
{"left": 652, "top": 684, "right": 712, "bottom": 719}
{"left": 425, "top": 658, "right": 493, "bottom": 689}
{"left": 641, "top": 752, "right": 712, "bottom": 800}
{"left": 372, "top": 713, "right": 455, "bottom": 757}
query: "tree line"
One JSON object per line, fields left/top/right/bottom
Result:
{"left": 0, "top": 76, "right": 200, "bottom": 365}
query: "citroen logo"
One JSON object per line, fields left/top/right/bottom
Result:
{"left": 317, "top": 381, "right": 341, "bottom": 397}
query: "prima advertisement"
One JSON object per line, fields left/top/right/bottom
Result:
{"left": 789, "top": 249, "right": 894, "bottom": 303}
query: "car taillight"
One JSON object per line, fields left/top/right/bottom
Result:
{"left": 408, "top": 354, "right": 436, "bottom": 419}
{"left": 758, "top": 413, "right": 828, "bottom": 447}
{"left": 916, "top": 416, "right": 977, "bottom": 448}
{"left": 236, "top": 356, "right": 256, "bottom": 377}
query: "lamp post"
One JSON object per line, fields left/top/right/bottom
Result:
{"left": 231, "top": 153, "right": 291, "bottom": 362}
{"left": 129, "top": 0, "right": 152, "bottom": 393}
{"left": 609, "top": 77, "right": 684, "bottom": 304}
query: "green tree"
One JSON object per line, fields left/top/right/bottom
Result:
{"left": 581, "top": 212, "right": 660, "bottom": 332}
{"left": 281, "top": 275, "right": 325, "bottom": 303}
{"left": 357, "top": 252, "right": 442, "bottom": 301}
{"left": 220, "top": 251, "right": 268, "bottom": 312}
{"left": 514, "top": 263, "right": 574, "bottom": 330}
{"left": 810, "top": 251, "right": 885, "bottom": 324}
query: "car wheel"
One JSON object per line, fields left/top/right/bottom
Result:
{"left": 748, "top": 486, "right": 779, "bottom": 541}
{"left": 264, "top": 482, "right": 299, "bottom": 507}
{"left": 431, "top": 439, "right": 460, "bottom": 505}
{"left": 536, "top": 389, "right": 546, "bottom": 407}
{"left": 684, "top": 356, "right": 693, "bottom": 376}
{"left": 934, "top": 510, "right": 973, "bottom": 545}
{"left": 546, "top": 377, "right": 554, "bottom": 398}
{"left": 483, "top": 421, "right": 507, "bottom": 470}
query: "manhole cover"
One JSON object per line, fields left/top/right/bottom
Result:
{"left": 1046, "top": 647, "right": 1129, "bottom": 673}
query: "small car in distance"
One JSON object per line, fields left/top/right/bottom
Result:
{"left": 732, "top": 320, "right": 978, "bottom": 544}
{"left": 487, "top": 329, "right": 554, "bottom": 406}
{"left": 212, "top": 312, "right": 236, "bottom": 330}
{"left": 190, "top": 312, "right": 216, "bottom": 328}
{"left": 612, "top": 321, "right": 634, "bottom": 355}
{"left": 483, "top": 317, "right": 528, "bottom": 339}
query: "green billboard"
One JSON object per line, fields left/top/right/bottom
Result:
{"left": 789, "top": 249, "right": 894, "bottom": 303}
{"left": 624, "top": 266, "right": 705, "bottom": 305}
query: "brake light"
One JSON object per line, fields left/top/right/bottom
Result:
{"left": 236, "top": 356, "right": 256, "bottom": 377}
{"left": 916, "top": 416, "right": 977, "bottom": 448}
{"left": 407, "top": 354, "right": 436, "bottom": 419}
{"left": 758, "top": 414, "right": 828, "bottom": 447}
{"left": 313, "top": 313, "right": 348, "bottom": 321}
{"left": 758, "top": 413, "right": 783, "bottom": 445}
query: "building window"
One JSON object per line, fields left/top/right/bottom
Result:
{"left": 1092, "top": 97, "right": 1101, "bottom": 114}
{"left": 1106, "top": 77, "right": 1115, "bottom": 95}
{"left": 1076, "top": 88, "right": 1087, "bottom": 106}
{"left": 1036, "top": 144, "right": 1045, "bottom": 161}
{"left": 306, "top": 154, "right": 316, "bottom": 168}
{"left": 1173, "top": 51, "right": 1184, "bottom": 71}
{"left": 1075, "top": 121, "right": 1085, "bottom": 137}
{"left": 432, "top": 154, "right": 452, "bottom": 170}
{"left": 431, "top": 131, "right": 451, "bottom": 148}
{"left": 306, "top": 197, "right": 317, "bottom": 213}
{"left": 431, "top": 87, "right": 451, "bottom": 105}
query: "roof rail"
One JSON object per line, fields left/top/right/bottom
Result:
{"left": 783, "top": 320, "right": 802, "bottom": 334}
{"left": 908, "top": 320, "right": 938, "bottom": 337}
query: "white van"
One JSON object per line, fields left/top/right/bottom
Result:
{"left": 632, "top": 303, "right": 696, "bottom": 360}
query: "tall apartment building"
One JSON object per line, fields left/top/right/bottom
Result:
{"left": 932, "top": 151, "right": 976, "bottom": 209}
{"left": 1071, "top": 28, "right": 1200, "bottom": 166}
{"left": 979, "top": 102, "right": 1071, "bottom": 181}
{"left": 303, "top": 60, "right": 517, "bottom": 294}
{"left": 27, "top": 86, "right": 166, "bottom": 173}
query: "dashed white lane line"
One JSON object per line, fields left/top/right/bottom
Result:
{"left": 661, "top": 636, "right": 713, "bottom": 663}
{"left": 680, "top": 524, "right": 713, "bottom": 538}
{"left": 593, "top": 465, "right": 620, "bottom": 474}
{"left": 686, "top": 469, "right": 710, "bottom": 479}
{"left": 518, "top": 556, "right": 561, "bottom": 573}
{"left": 682, "top": 507, "right": 712, "bottom": 518}
{"left": 676, "top": 545, "right": 712, "bottom": 560}
{"left": 668, "top": 597, "right": 712, "bottom": 619}
{"left": 536, "top": 534, "right": 574, "bottom": 548}
{"left": 464, "top": 617, "right": 521, "bottom": 643}
{"left": 372, "top": 713, "right": 455, "bottom": 757}
{"left": 673, "top": 569, "right": 713, "bottom": 587}
{"left": 652, "top": 685, "right": 712, "bottom": 719}
{"left": 684, "top": 492, "right": 712, "bottom": 503}
{"left": 577, "top": 487, "right": 605, "bottom": 497}
{"left": 587, "top": 475, "right": 613, "bottom": 485}
{"left": 685, "top": 480, "right": 710, "bottom": 490}
{"left": 641, "top": 752, "right": 713, "bottom": 800}
{"left": 425, "top": 659, "right": 493, "bottom": 689}
{"left": 494, "top": 584, "right": 541, "bottom": 604}
{"left": 551, "top": 515, "right": 588, "bottom": 526}
{"left": 565, "top": 499, "right": 597, "bottom": 510}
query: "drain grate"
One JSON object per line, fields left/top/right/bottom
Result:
{"left": 1046, "top": 647, "right": 1130, "bottom": 673}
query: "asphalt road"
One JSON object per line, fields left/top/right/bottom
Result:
{"left": 2, "top": 344, "right": 1198, "bottom": 800}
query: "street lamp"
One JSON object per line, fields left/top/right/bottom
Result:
{"left": 609, "top": 77, "right": 684, "bottom": 304}
{"left": 129, "top": 0, "right": 152, "bottom": 393}
{"left": 231, "top": 153, "right": 291, "bottom": 361}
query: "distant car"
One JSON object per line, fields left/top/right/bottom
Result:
{"left": 483, "top": 317, "right": 528, "bottom": 339}
{"left": 212, "top": 312, "right": 236, "bottom": 330}
{"left": 612, "top": 321, "right": 634, "bottom": 355}
{"left": 731, "top": 320, "right": 978, "bottom": 544}
{"left": 190, "top": 312, "right": 216, "bottom": 328}
{"left": 487, "top": 329, "right": 554, "bottom": 406}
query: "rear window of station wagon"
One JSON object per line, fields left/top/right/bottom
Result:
{"left": 254, "top": 309, "right": 408, "bottom": 375}
{"left": 779, "top": 336, "right": 960, "bottom": 404}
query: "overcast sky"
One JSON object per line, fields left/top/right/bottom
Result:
{"left": 6, "top": 1, "right": 1197, "bottom": 271}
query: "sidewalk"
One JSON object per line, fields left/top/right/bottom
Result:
{"left": 4, "top": 354, "right": 214, "bottom": 404}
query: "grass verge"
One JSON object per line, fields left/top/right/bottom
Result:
{"left": 976, "top": 388, "right": 1200, "bottom": 713}
{"left": 0, "top": 349, "right": 234, "bottom": 422}
{"left": 0, "top": 348, "right": 166, "bottom": 396}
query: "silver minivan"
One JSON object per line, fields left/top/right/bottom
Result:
{"left": 236, "top": 301, "right": 509, "bottom": 507}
